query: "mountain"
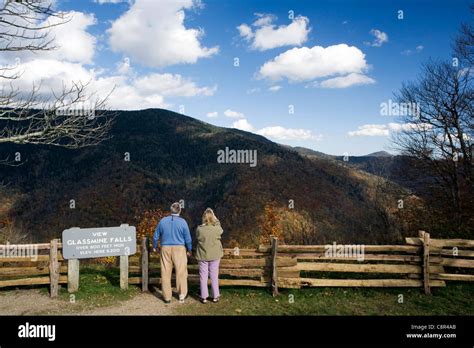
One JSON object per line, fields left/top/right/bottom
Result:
{"left": 0, "top": 109, "right": 413, "bottom": 246}
{"left": 364, "top": 151, "right": 394, "bottom": 158}
{"left": 290, "top": 145, "right": 473, "bottom": 239}
{"left": 284, "top": 146, "right": 336, "bottom": 161}
{"left": 292, "top": 146, "right": 418, "bottom": 191}
{"left": 289, "top": 147, "right": 394, "bottom": 160}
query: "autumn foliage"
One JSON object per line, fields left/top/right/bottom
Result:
{"left": 136, "top": 208, "right": 166, "bottom": 241}
{"left": 259, "top": 204, "right": 281, "bottom": 244}
{"left": 259, "top": 203, "right": 319, "bottom": 245}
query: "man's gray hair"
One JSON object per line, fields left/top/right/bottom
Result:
{"left": 170, "top": 202, "right": 182, "bottom": 215}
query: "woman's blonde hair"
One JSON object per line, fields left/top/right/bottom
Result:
{"left": 202, "top": 208, "right": 219, "bottom": 225}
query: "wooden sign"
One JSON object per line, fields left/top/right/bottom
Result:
{"left": 62, "top": 224, "right": 136, "bottom": 260}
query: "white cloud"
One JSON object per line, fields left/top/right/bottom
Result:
{"left": 237, "top": 24, "right": 254, "bottom": 41}
{"left": 1, "top": 59, "right": 92, "bottom": 97}
{"left": 258, "top": 44, "right": 371, "bottom": 83}
{"left": 246, "top": 87, "right": 260, "bottom": 94}
{"left": 387, "top": 122, "right": 432, "bottom": 132}
{"left": 348, "top": 123, "right": 432, "bottom": 137}
{"left": 231, "top": 119, "right": 321, "bottom": 141}
{"left": 268, "top": 85, "right": 282, "bottom": 92}
{"left": 133, "top": 73, "right": 216, "bottom": 97}
{"left": 0, "top": 6, "right": 215, "bottom": 111}
{"left": 206, "top": 111, "right": 218, "bottom": 118}
{"left": 365, "top": 29, "right": 388, "bottom": 47}
{"left": 232, "top": 119, "right": 254, "bottom": 132}
{"left": 94, "top": 0, "right": 129, "bottom": 3}
{"left": 96, "top": 75, "right": 168, "bottom": 110}
{"left": 401, "top": 45, "right": 424, "bottom": 56}
{"left": 0, "top": 58, "right": 215, "bottom": 110}
{"left": 238, "top": 14, "right": 310, "bottom": 51}
{"left": 258, "top": 126, "right": 320, "bottom": 140}
{"left": 252, "top": 13, "right": 276, "bottom": 27}
{"left": 348, "top": 124, "right": 389, "bottom": 137}
{"left": 47, "top": 11, "right": 97, "bottom": 64}
{"left": 1, "top": 11, "right": 97, "bottom": 65}
{"left": 224, "top": 109, "right": 245, "bottom": 118}
{"left": 107, "top": 0, "right": 218, "bottom": 68}
{"left": 319, "top": 73, "right": 375, "bottom": 88}
{"left": 117, "top": 57, "right": 131, "bottom": 74}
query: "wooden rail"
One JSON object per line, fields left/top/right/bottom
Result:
{"left": 129, "top": 232, "right": 474, "bottom": 294}
{"left": 128, "top": 236, "right": 295, "bottom": 290}
{"left": 0, "top": 239, "right": 67, "bottom": 297}
{"left": 405, "top": 233, "right": 474, "bottom": 283}
{"left": 1, "top": 232, "right": 473, "bottom": 297}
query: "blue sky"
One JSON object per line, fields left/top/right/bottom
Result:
{"left": 3, "top": 0, "right": 472, "bottom": 155}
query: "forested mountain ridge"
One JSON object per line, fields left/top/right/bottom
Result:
{"left": 0, "top": 108, "right": 419, "bottom": 246}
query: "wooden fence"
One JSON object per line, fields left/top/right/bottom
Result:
{"left": 127, "top": 237, "right": 297, "bottom": 294}
{"left": 0, "top": 232, "right": 473, "bottom": 298}
{"left": 405, "top": 231, "right": 474, "bottom": 294}
{"left": 129, "top": 232, "right": 474, "bottom": 295}
{"left": 0, "top": 239, "right": 67, "bottom": 297}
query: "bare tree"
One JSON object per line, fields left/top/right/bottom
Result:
{"left": 0, "top": 0, "right": 114, "bottom": 164}
{"left": 0, "top": 81, "right": 114, "bottom": 148}
{"left": 454, "top": 4, "right": 474, "bottom": 67}
{"left": 393, "top": 58, "right": 473, "bottom": 232}
{"left": 0, "top": 0, "right": 70, "bottom": 49}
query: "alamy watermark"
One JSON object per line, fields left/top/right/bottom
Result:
{"left": 18, "top": 322, "right": 55, "bottom": 342}
{"left": 380, "top": 99, "right": 420, "bottom": 118}
{"left": 217, "top": 147, "right": 257, "bottom": 167}
{"left": 325, "top": 242, "right": 365, "bottom": 261}
{"left": 0, "top": 242, "right": 38, "bottom": 261}
{"left": 55, "top": 106, "right": 96, "bottom": 119}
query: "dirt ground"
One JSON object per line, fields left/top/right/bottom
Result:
{"left": 0, "top": 288, "right": 198, "bottom": 315}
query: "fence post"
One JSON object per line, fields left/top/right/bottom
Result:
{"left": 120, "top": 255, "right": 129, "bottom": 290}
{"left": 49, "top": 239, "right": 60, "bottom": 298}
{"left": 141, "top": 237, "right": 149, "bottom": 292}
{"left": 419, "top": 230, "right": 431, "bottom": 295}
{"left": 68, "top": 259, "right": 80, "bottom": 293}
{"left": 271, "top": 236, "right": 279, "bottom": 297}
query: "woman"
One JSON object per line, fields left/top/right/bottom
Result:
{"left": 195, "top": 208, "right": 224, "bottom": 304}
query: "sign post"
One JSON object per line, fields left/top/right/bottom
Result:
{"left": 68, "top": 259, "right": 80, "bottom": 293}
{"left": 120, "top": 255, "right": 129, "bottom": 290}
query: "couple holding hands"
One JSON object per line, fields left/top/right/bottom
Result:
{"left": 152, "top": 202, "right": 223, "bottom": 304}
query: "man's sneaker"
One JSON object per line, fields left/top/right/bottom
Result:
{"left": 212, "top": 297, "right": 220, "bottom": 303}
{"left": 178, "top": 294, "right": 186, "bottom": 303}
{"left": 200, "top": 297, "right": 208, "bottom": 304}
{"left": 163, "top": 299, "right": 171, "bottom": 304}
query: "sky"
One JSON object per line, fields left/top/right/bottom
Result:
{"left": 0, "top": 0, "right": 471, "bottom": 155}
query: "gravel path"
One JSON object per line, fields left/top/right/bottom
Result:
{"left": 0, "top": 288, "right": 198, "bottom": 315}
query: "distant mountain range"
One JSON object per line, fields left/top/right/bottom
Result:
{"left": 289, "top": 147, "right": 394, "bottom": 159}
{"left": 0, "top": 108, "right": 415, "bottom": 246}
{"left": 290, "top": 146, "right": 426, "bottom": 192}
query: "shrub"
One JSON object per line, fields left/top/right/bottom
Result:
{"left": 136, "top": 208, "right": 166, "bottom": 241}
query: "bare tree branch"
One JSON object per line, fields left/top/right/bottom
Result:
{"left": 0, "top": 0, "right": 71, "bottom": 52}
{"left": 392, "top": 59, "right": 473, "bottom": 232}
{"left": 0, "top": 81, "right": 115, "bottom": 148}
{"left": 0, "top": 1, "right": 115, "bottom": 156}
{"left": 454, "top": 4, "right": 474, "bottom": 67}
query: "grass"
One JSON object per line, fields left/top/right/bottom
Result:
{"left": 4, "top": 265, "right": 473, "bottom": 315}
{"left": 174, "top": 283, "right": 474, "bottom": 316}
{"left": 55, "top": 265, "right": 140, "bottom": 310}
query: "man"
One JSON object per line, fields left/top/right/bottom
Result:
{"left": 153, "top": 202, "right": 192, "bottom": 303}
